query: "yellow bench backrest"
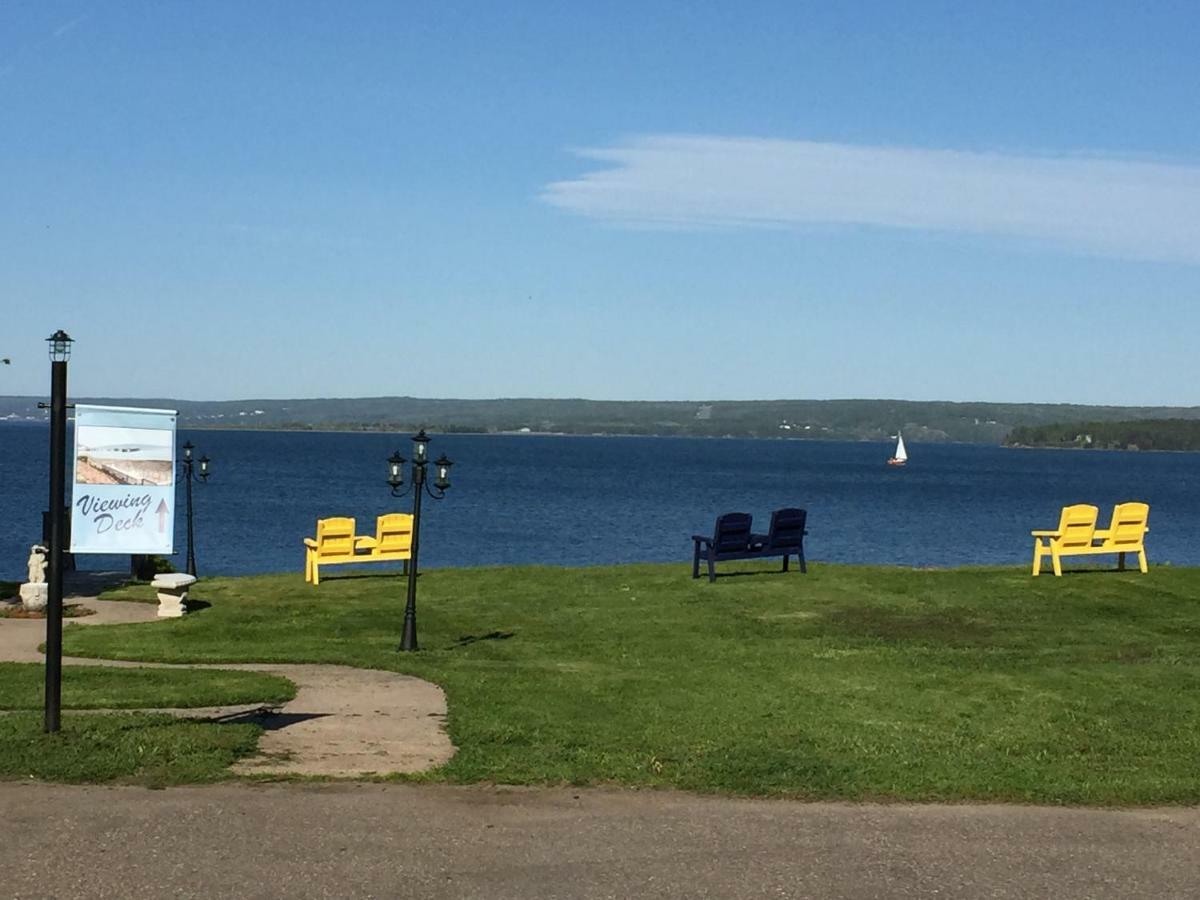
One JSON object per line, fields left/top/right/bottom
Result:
{"left": 1104, "top": 502, "right": 1149, "bottom": 547}
{"left": 315, "top": 517, "right": 358, "bottom": 559}
{"left": 1054, "top": 504, "right": 1098, "bottom": 548}
{"left": 373, "top": 513, "right": 414, "bottom": 558}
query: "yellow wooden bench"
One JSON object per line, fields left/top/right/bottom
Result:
{"left": 1031, "top": 502, "right": 1149, "bottom": 576}
{"left": 304, "top": 514, "right": 414, "bottom": 585}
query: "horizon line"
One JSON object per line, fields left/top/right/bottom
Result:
{"left": 2, "top": 393, "right": 1200, "bottom": 410}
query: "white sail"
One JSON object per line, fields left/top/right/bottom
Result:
{"left": 894, "top": 432, "right": 908, "bottom": 462}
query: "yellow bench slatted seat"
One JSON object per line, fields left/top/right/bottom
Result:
{"left": 1031, "top": 502, "right": 1150, "bottom": 577}
{"left": 304, "top": 514, "right": 414, "bottom": 585}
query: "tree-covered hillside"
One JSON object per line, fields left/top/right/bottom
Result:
{"left": 4, "top": 395, "right": 1200, "bottom": 443}
{"left": 1005, "top": 419, "right": 1200, "bottom": 451}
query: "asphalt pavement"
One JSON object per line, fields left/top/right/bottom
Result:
{"left": 2, "top": 783, "right": 1197, "bottom": 898}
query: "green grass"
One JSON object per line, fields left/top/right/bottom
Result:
{"left": 95, "top": 581, "right": 160, "bottom": 603}
{"left": 51, "top": 562, "right": 1200, "bottom": 803}
{"left": 0, "top": 663, "right": 295, "bottom": 710}
{"left": 0, "top": 712, "right": 261, "bottom": 785}
{"left": 0, "top": 642, "right": 293, "bottom": 785}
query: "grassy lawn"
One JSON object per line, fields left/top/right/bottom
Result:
{"left": 0, "top": 663, "right": 295, "bottom": 710}
{"left": 52, "top": 562, "right": 1200, "bottom": 804}
{"left": 93, "top": 581, "right": 159, "bottom": 603}
{"left": 0, "top": 648, "right": 294, "bottom": 786}
{"left": 0, "top": 712, "right": 261, "bottom": 784}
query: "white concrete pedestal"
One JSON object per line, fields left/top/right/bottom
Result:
{"left": 20, "top": 582, "right": 48, "bottom": 612}
{"left": 152, "top": 573, "right": 198, "bottom": 618}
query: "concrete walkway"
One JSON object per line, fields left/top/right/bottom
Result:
{"left": 4, "top": 782, "right": 1199, "bottom": 899}
{"left": 0, "top": 596, "right": 158, "bottom": 662}
{"left": 0, "top": 576, "right": 454, "bottom": 777}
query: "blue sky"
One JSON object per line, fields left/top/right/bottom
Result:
{"left": 2, "top": 1, "right": 1198, "bottom": 404}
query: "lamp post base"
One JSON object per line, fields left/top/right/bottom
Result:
{"left": 400, "top": 615, "right": 418, "bottom": 652}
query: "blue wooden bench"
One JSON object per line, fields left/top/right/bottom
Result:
{"left": 691, "top": 509, "right": 808, "bottom": 582}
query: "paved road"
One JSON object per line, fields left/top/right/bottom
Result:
{"left": 3, "top": 783, "right": 1197, "bottom": 898}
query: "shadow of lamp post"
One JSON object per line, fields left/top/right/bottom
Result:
{"left": 43, "top": 329, "right": 73, "bottom": 733}
{"left": 387, "top": 429, "right": 454, "bottom": 652}
{"left": 179, "top": 441, "right": 211, "bottom": 576}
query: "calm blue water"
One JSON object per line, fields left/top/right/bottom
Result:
{"left": 1, "top": 423, "right": 1197, "bottom": 579}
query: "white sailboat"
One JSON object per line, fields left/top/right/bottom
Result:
{"left": 887, "top": 431, "right": 908, "bottom": 467}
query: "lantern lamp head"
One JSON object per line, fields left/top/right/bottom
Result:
{"left": 198, "top": 455, "right": 211, "bottom": 480}
{"left": 411, "top": 429, "right": 431, "bottom": 463}
{"left": 182, "top": 441, "right": 194, "bottom": 461}
{"left": 433, "top": 454, "right": 453, "bottom": 491}
{"left": 387, "top": 450, "right": 406, "bottom": 488}
{"left": 46, "top": 330, "right": 73, "bottom": 362}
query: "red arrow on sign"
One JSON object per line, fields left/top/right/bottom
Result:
{"left": 156, "top": 499, "right": 170, "bottom": 533}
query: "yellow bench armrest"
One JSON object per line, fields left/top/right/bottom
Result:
{"left": 355, "top": 536, "right": 379, "bottom": 550}
{"left": 1030, "top": 530, "right": 1060, "bottom": 538}
{"left": 303, "top": 538, "right": 317, "bottom": 548}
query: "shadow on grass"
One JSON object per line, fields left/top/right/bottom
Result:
{"left": 1042, "top": 567, "right": 1149, "bottom": 576}
{"left": 700, "top": 568, "right": 802, "bottom": 582}
{"left": 314, "top": 571, "right": 416, "bottom": 583}
{"left": 452, "top": 631, "right": 516, "bottom": 648}
{"left": 63, "top": 570, "right": 129, "bottom": 600}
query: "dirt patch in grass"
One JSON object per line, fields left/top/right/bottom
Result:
{"left": 824, "top": 605, "right": 994, "bottom": 646}
{"left": 0, "top": 604, "right": 96, "bottom": 620}
{"left": 1108, "top": 644, "right": 1157, "bottom": 664}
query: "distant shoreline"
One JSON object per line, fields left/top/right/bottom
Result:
{"left": 181, "top": 425, "right": 861, "bottom": 441}
{"left": 7, "top": 419, "right": 1200, "bottom": 452}
{"left": 1004, "top": 443, "right": 1200, "bottom": 454}
{"left": 7, "top": 396, "right": 1200, "bottom": 447}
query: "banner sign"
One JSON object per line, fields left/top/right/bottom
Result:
{"left": 70, "top": 405, "right": 178, "bottom": 555}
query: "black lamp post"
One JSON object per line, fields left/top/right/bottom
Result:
{"left": 387, "top": 429, "right": 454, "bottom": 651}
{"left": 44, "top": 329, "right": 72, "bottom": 734}
{"left": 179, "top": 441, "right": 211, "bottom": 576}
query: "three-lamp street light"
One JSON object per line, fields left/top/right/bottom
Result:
{"left": 386, "top": 429, "right": 454, "bottom": 652}
{"left": 179, "top": 441, "right": 212, "bottom": 576}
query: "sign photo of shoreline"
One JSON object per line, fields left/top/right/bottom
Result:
{"left": 75, "top": 424, "right": 173, "bottom": 486}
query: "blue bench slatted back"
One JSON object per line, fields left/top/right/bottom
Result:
{"left": 713, "top": 512, "right": 753, "bottom": 554}
{"left": 766, "top": 508, "right": 807, "bottom": 549}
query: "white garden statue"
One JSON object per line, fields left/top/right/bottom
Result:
{"left": 26, "top": 544, "right": 48, "bottom": 584}
{"left": 20, "top": 544, "right": 50, "bottom": 612}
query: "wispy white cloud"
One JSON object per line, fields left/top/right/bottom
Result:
{"left": 53, "top": 15, "right": 90, "bottom": 38}
{"left": 542, "top": 135, "right": 1200, "bottom": 264}
{"left": 0, "top": 12, "right": 90, "bottom": 79}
